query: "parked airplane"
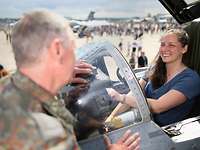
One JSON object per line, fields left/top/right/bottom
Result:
{"left": 68, "top": 11, "right": 112, "bottom": 38}
{"left": 68, "top": 11, "right": 112, "bottom": 28}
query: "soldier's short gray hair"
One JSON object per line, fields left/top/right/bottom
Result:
{"left": 11, "top": 9, "right": 72, "bottom": 67}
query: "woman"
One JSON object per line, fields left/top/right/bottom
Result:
{"left": 107, "top": 28, "right": 200, "bottom": 126}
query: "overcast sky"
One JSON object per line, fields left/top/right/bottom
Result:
{"left": 0, "top": 0, "right": 168, "bottom": 18}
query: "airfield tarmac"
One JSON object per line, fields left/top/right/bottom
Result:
{"left": 0, "top": 31, "right": 162, "bottom": 71}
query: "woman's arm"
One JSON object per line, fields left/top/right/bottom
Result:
{"left": 109, "top": 89, "right": 187, "bottom": 115}
{"left": 147, "top": 89, "right": 187, "bottom": 113}
{"left": 124, "top": 89, "right": 187, "bottom": 113}
{"left": 105, "top": 103, "right": 130, "bottom": 122}
{"left": 106, "top": 89, "right": 138, "bottom": 122}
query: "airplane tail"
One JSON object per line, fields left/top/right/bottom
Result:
{"left": 87, "top": 11, "right": 95, "bottom": 21}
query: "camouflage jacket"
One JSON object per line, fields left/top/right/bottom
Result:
{"left": 0, "top": 71, "right": 80, "bottom": 150}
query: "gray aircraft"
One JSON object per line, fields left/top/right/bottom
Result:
{"left": 59, "top": 0, "right": 200, "bottom": 149}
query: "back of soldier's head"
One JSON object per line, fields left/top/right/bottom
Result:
{"left": 11, "top": 9, "right": 73, "bottom": 68}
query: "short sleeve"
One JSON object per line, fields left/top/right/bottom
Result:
{"left": 172, "top": 72, "right": 200, "bottom": 99}
{"left": 144, "top": 81, "right": 152, "bottom": 97}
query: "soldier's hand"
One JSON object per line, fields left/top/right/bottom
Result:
{"left": 71, "top": 60, "right": 93, "bottom": 84}
{"left": 104, "top": 130, "right": 140, "bottom": 150}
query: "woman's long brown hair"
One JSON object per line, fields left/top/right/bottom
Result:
{"left": 150, "top": 28, "right": 189, "bottom": 89}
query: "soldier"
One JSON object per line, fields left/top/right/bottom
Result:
{"left": 0, "top": 10, "right": 140, "bottom": 150}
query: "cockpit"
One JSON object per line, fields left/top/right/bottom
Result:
{"left": 59, "top": 42, "right": 150, "bottom": 140}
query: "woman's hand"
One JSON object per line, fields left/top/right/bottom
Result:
{"left": 106, "top": 88, "right": 124, "bottom": 103}
{"left": 107, "top": 88, "right": 136, "bottom": 107}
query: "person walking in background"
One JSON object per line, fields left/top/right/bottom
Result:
{"left": 138, "top": 51, "right": 148, "bottom": 67}
{"left": 129, "top": 52, "right": 136, "bottom": 69}
{"left": 118, "top": 39, "right": 123, "bottom": 52}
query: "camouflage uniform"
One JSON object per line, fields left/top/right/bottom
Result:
{"left": 0, "top": 71, "right": 80, "bottom": 150}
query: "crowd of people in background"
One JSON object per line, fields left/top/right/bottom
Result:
{"left": 81, "top": 20, "right": 179, "bottom": 69}
{"left": 0, "top": 15, "right": 180, "bottom": 71}
{"left": 72, "top": 18, "right": 180, "bottom": 69}
{"left": 88, "top": 21, "right": 179, "bottom": 37}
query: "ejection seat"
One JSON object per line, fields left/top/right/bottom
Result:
{"left": 184, "top": 22, "right": 200, "bottom": 117}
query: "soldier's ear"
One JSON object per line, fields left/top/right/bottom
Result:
{"left": 48, "top": 38, "right": 64, "bottom": 59}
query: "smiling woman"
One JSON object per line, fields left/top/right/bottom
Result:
{"left": 107, "top": 28, "right": 200, "bottom": 126}
{"left": 151, "top": 29, "right": 189, "bottom": 88}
